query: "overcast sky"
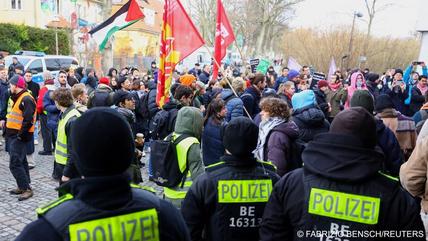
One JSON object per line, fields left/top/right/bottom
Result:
{"left": 289, "top": 0, "right": 423, "bottom": 38}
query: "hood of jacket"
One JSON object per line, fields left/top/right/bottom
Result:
{"left": 293, "top": 105, "right": 326, "bottom": 126}
{"left": 271, "top": 121, "right": 299, "bottom": 140}
{"left": 96, "top": 83, "right": 112, "bottom": 92}
{"left": 163, "top": 99, "right": 181, "bottom": 111}
{"left": 221, "top": 88, "right": 234, "bottom": 100}
{"left": 174, "top": 106, "right": 203, "bottom": 140}
{"left": 54, "top": 78, "right": 71, "bottom": 89}
{"left": 148, "top": 80, "right": 157, "bottom": 91}
{"left": 303, "top": 133, "right": 384, "bottom": 182}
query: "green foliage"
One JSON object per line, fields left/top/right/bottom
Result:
{"left": 0, "top": 23, "right": 70, "bottom": 55}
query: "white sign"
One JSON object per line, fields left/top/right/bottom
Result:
{"left": 143, "top": 8, "right": 155, "bottom": 26}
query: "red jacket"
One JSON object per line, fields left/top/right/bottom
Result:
{"left": 37, "top": 86, "right": 48, "bottom": 114}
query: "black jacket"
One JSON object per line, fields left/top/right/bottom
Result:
{"left": 0, "top": 79, "right": 9, "bottom": 121}
{"left": 147, "top": 81, "right": 160, "bottom": 118}
{"left": 259, "top": 133, "right": 425, "bottom": 241}
{"left": 26, "top": 80, "right": 40, "bottom": 101}
{"left": 241, "top": 86, "right": 262, "bottom": 118}
{"left": 291, "top": 105, "right": 330, "bottom": 142}
{"left": 199, "top": 71, "right": 210, "bottom": 84}
{"left": 313, "top": 88, "right": 329, "bottom": 117}
{"left": 16, "top": 174, "right": 191, "bottom": 241}
{"left": 6, "top": 90, "right": 36, "bottom": 142}
{"left": 181, "top": 155, "right": 280, "bottom": 241}
{"left": 409, "top": 86, "right": 425, "bottom": 116}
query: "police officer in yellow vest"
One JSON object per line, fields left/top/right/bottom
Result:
{"left": 259, "top": 108, "right": 425, "bottom": 241}
{"left": 5, "top": 75, "right": 36, "bottom": 201}
{"left": 16, "top": 107, "right": 191, "bottom": 241}
{"left": 51, "top": 87, "right": 81, "bottom": 185}
{"left": 181, "top": 117, "right": 279, "bottom": 241}
{"left": 164, "top": 106, "right": 204, "bottom": 208}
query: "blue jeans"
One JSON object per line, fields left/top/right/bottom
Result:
{"left": 9, "top": 136, "right": 31, "bottom": 190}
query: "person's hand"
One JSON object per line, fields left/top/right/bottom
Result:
{"left": 400, "top": 82, "right": 406, "bottom": 92}
{"left": 200, "top": 105, "right": 206, "bottom": 113}
{"left": 61, "top": 176, "right": 70, "bottom": 182}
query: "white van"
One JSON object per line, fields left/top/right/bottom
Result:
{"left": 4, "top": 51, "right": 79, "bottom": 83}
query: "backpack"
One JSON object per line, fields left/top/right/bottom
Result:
{"left": 416, "top": 110, "right": 428, "bottom": 134}
{"left": 140, "top": 90, "right": 152, "bottom": 119}
{"left": 149, "top": 133, "right": 190, "bottom": 188}
{"left": 150, "top": 108, "right": 178, "bottom": 140}
{"left": 91, "top": 90, "right": 110, "bottom": 107}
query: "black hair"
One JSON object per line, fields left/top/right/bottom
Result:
{"left": 204, "top": 98, "right": 225, "bottom": 125}
{"left": 174, "top": 85, "right": 193, "bottom": 100}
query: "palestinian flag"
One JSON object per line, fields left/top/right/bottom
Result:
{"left": 89, "top": 0, "right": 145, "bottom": 51}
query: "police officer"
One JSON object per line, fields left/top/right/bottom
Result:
{"left": 259, "top": 108, "right": 425, "bottom": 241}
{"left": 6, "top": 75, "right": 36, "bottom": 201}
{"left": 51, "top": 87, "right": 81, "bottom": 185}
{"left": 181, "top": 117, "right": 279, "bottom": 241}
{"left": 16, "top": 108, "right": 191, "bottom": 241}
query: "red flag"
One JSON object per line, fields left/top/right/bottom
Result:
{"left": 156, "top": 0, "right": 205, "bottom": 107}
{"left": 212, "top": 0, "right": 236, "bottom": 80}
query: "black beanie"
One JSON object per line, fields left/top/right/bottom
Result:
{"left": 330, "top": 107, "right": 377, "bottom": 148}
{"left": 350, "top": 90, "right": 374, "bottom": 114}
{"left": 71, "top": 107, "right": 135, "bottom": 177}
{"left": 113, "top": 90, "right": 133, "bottom": 106}
{"left": 366, "top": 73, "right": 379, "bottom": 83}
{"left": 223, "top": 117, "right": 258, "bottom": 157}
{"left": 375, "top": 94, "right": 394, "bottom": 112}
{"left": 394, "top": 69, "right": 403, "bottom": 76}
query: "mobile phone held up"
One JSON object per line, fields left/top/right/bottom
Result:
{"left": 413, "top": 61, "right": 424, "bottom": 65}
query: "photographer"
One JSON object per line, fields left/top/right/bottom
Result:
{"left": 384, "top": 69, "right": 408, "bottom": 115}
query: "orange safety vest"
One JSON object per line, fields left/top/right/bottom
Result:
{"left": 6, "top": 92, "right": 36, "bottom": 132}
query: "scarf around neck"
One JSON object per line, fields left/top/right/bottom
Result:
{"left": 254, "top": 117, "right": 285, "bottom": 161}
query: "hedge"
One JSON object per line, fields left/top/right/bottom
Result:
{"left": 0, "top": 23, "right": 70, "bottom": 55}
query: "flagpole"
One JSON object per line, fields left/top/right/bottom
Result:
{"left": 203, "top": 45, "right": 252, "bottom": 119}
{"left": 234, "top": 39, "right": 246, "bottom": 65}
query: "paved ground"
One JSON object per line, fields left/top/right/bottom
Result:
{"left": 0, "top": 138, "right": 159, "bottom": 241}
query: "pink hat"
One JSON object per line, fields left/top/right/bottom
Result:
{"left": 9, "top": 75, "right": 26, "bottom": 89}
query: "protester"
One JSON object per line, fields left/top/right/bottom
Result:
{"left": 188, "top": 63, "right": 201, "bottom": 77}
{"left": 260, "top": 107, "right": 425, "bottom": 241}
{"left": 385, "top": 69, "right": 408, "bottom": 115}
{"left": 0, "top": 65, "right": 8, "bottom": 146}
{"left": 37, "top": 72, "right": 56, "bottom": 156}
{"left": 66, "top": 67, "right": 79, "bottom": 87}
{"left": 325, "top": 74, "right": 347, "bottom": 122}
{"left": 221, "top": 77, "right": 244, "bottom": 121}
{"left": 273, "top": 67, "right": 289, "bottom": 91}
{"left": 199, "top": 64, "right": 211, "bottom": 84}
{"left": 87, "top": 77, "right": 114, "bottom": 108}
{"left": 117, "top": 76, "right": 132, "bottom": 91}
{"left": 163, "top": 107, "right": 204, "bottom": 208}
{"left": 16, "top": 108, "right": 191, "bottom": 241}
{"left": 291, "top": 90, "right": 330, "bottom": 142}
{"left": 365, "top": 72, "right": 382, "bottom": 99}
{"left": 313, "top": 80, "right": 330, "bottom": 117}
{"left": 182, "top": 117, "right": 279, "bottom": 241}
{"left": 408, "top": 75, "right": 428, "bottom": 116}
{"left": 241, "top": 73, "right": 266, "bottom": 118}
{"left": 344, "top": 71, "right": 368, "bottom": 109}
{"left": 277, "top": 81, "right": 295, "bottom": 109}
{"left": 254, "top": 97, "right": 299, "bottom": 176}
{"left": 6, "top": 75, "right": 36, "bottom": 201}
{"left": 413, "top": 91, "right": 428, "bottom": 133}
{"left": 376, "top": 94, "right": 417, "bottom": 160}
{"left": 350, "top": 90, "right": 403, "bottom": 176}
{"left": 202, "top": 98, "right": 226, "bottom": 166}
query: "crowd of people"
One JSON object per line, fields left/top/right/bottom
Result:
{"left": 1, "top": 57, "right": 428, "bottom": 240}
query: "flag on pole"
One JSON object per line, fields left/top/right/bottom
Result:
{"left": 212, "top": 0, "right": 236, "bottom": 80}
{"left": 156, "top": 0, "right": 205, "bottom": 106}
{"left": 89, "top": 0, "right": 144, "bottom": 51}
{"left": 287, "top": 56, "right": 302, "bottom": 71}
{"left": 327, "top": 57, "right": 337, "bottom": 81}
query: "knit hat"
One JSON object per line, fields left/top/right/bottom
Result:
{"left": 350, "top": 90, "right": 374, "bottom": 114}
{"left": 291, "top": 90, "right": 316, "bottom": 109}
{"left": 113, "top": 90, "right": 133, "bottom": 106}
{"left": 366, "top": 73, "right": 379, "bottom": 83}
{"left": 317, "top": 80, "right": 329, "bottom": 88}
{"left": 9, "top": 75, "right": 26, "bottom": 89}
{"left": 179, "top": 74, "right": 196, "bottom": 86}
{"left": 99, "top": 77, "right": 110, "bottom": 86}
{"left": 375, "top": 94, "right": 394, "bottom": 112}
{"left": 14, "top": 64, "right": 24, "bottom": 71}
{"left": 330, "top": 107, "right": 377, "bottom": 148}
{"left": 71, "top": 108, "right": 135, "bottom": 177}
{"left": 394, "top": 69, "right": 403, "bottom": 76}
{"left": 287, "top": 69, "right": 299, "bottom": 80}
{"left": 117, "top": 76, "right": 127, "bottom": 86}
{"left": 223, "top": 117, "right": 258, "bottom": 157}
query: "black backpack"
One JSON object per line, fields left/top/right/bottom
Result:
{"left": 149, "top": 133, "right": 190, "bottom": 188}
{"left": 91, "top": 91, "right": 110, "bottom": 107}
{"left": 150, "top": 108, "right": 178, "bottom": 140}
{"left": 140, "top": 90, "right": 152, "bottom": 119}
{"left": 416, "top": 110, "right": 428, "bottom": 134}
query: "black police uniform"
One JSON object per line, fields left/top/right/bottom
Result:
{"left": 181, "top": 154, "right": 280, "bottom": 241}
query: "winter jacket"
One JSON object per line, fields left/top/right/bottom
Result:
{"left": 16, "top": 174, "right": 191, "bottom": 241}
{"left": 376, "top": 118, "right": 403, "bottom": 176}
{"left": 42, "top": 90, "right": 60, "bottom": 132}
{"left": 273, "top": 75, "right": 287, "bottom": 91}
{"left": 345, "top": 72, "right": 368, "bottom": 109}
{"left": 181, "top": 154, "right": 279, "bottom": 241}
{"left": 401, "top": 136, "right": 428, "bottom": 213}
{"left": 241, "top": 86, "right": 262, "bottom": 118}
{"left": 5, "top": 90, "right": 36, "bottom": 142}
{"left": 198, "top": 71, "right": 210, "bottom": 84}
{"left": 325, "top": 87, "right": 347, "bottom": 118}
{"left": 221, "top": 89, "right": 244, "bottom": 121}
{"left": 409, "top": 86, "right": 425, "bottom": 116}
{"left": 278, "top": 93, "right": 293, "bottom": 109}
{"left": 202, "top": 117, "right": 225, "bottom": 166}
{"left": 263, "top": 121, "right": 299, "bottom": 176}
{"left": 384, "top": 87, "right": 409, "bottom": 116}
{"left": 26, "top": 80, "right": 40, "bottom": 101}
{"left": 313, "top": 88, "right": 329, "bottom": 117}
{"left": 0, "top": 79, "right": 9, "bottom": 120}
{"left": 412, "top": 103, "right": 428, "bottom": 124}
{"left": 376, "top": 108, "right": 417, "bottom": 159}
{"left": 291, "top": 105, "right": 330, "bottom": 142}
{"left": 59, "top": 105, "right": 81, "bottom": 179}
{"left": 366, "top": 81, "right": 381, "bottom": 100}
{"left": 87, "top": 84, "right": 114, "bottom": 108}
{"left": 67, "top": 76, "right": 79, "bottom": 87}
{"left": 147, "top": 81, "right": 160, "bottom": 118}
{"left": 260, "top": 133, "right": 425, "bottom": 241}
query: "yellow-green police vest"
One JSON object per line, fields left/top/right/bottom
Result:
{"left": 163, "top": 134, "right": 199, "bottom": 200}
{"left": 55, "top": 108, "right": 81, "bottom": 165}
